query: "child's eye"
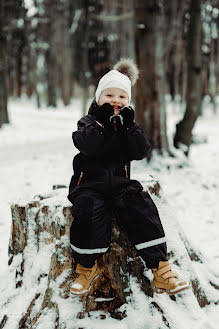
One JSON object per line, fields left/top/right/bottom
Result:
{"left": 106, "top": 94, "right": 112, "bottom": 97}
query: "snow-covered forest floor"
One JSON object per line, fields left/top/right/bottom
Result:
{"left": 0, "top": 97, "right": 219, "bottom": 328}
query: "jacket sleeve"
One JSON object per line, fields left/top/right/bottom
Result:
{"left": 121, "top": 124, "right": 151, "bottom": 160}
{"left": 72, "top": 116, "right": 105, "bottom": 157}
{"left": 72, "top": 115, "right": 122, "bottom": 158}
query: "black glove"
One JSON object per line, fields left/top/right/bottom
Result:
{"left": 111, "top": 115, "right": 123, "bottom": 132}
{"left": 120, "top": 106, "right": 135, "bottom": 128}
{"left": 94, "top": 103, "right": 114, "bottom": 127}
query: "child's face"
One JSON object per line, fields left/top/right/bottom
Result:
{"left": 98, "top": 88, "right": 129, "bottom": 115}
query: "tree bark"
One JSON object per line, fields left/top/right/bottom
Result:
{"left": 164, "top": 1, "right": 187, "bottom": 101}
{"left": 45, "top": 0, "right": 58, "bottom": 108}
{"left": 103, "top": 0, "right": 134, "bottom": 65}
{"left": 57, "top": 1, "right": 72, "bottom": 106}
{"left": 15, "top": 32, "right": 25, "bottom": 98}
{"left": 0, "top": 0, "right": 9, "bottom": 127}
{"left": 134, "top": 0, "right": 168, "bottom": 155}
{"left": 216, "top": 17, "right": 219, "bottom": 94}
{"left": 174, "top": 0, "right": 202, "bottom": 155}
{"left": 5, "top": 177, "right": 219, "bottom": 327}
{"left": 81, "top": 1, "right": 90, "bottom": 117}
{"left": 208, "top": 37, "right": 217, "bottom": 113}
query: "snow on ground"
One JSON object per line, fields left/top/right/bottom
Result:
{"left": 0, "top": 96, "right": 219, "bottom": 328}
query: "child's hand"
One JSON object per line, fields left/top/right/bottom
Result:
{"left": 111, "top": 115, "right": 123, "bottom": 132}
{"left": 94, "top": 103, "right": 114, "bottom": 127}
{"left": 120, "top": 106, "right": 135, "bottom": 128}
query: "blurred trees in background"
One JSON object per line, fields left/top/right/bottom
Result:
{"left": 0, "top": 0, "right": 219, "bottom": 156}
{"left": 174, "top": 0, "right": 202, "bottom": 154}
{"left": 135, "top": 0, "right": 168, "bottom": 154}
{"left": 0, "top": 0, "right": 10, "bottom": 127}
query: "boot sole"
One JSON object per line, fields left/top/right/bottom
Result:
{"left": 153, "top": 283, "right": 189, "bottom": 295}
{"left": 70, "top": 272, "right": 100, "bottom": 296}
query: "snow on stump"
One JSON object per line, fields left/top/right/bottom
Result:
{"left": 5, "top": 175, "right": 219, "bottom": 327}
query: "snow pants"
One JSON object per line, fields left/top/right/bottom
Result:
{"left": 69, "top": 169, "right": 167, "bottom": 269}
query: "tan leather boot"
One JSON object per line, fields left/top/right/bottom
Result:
{"left": 70, "top": 261, "right": 100, "bottom": 295}
{"left": 152, "top": 261, "right": 189, "bottom": 295}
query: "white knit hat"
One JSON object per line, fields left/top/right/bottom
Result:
{"left": 95, "top": 70, "right": 131, "bottom": 104}
{"left": 95, "top": 58, "right": 139, "bottom": 105}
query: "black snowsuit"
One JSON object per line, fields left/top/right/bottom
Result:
{"left": 68, "top": 99, "right": 167, "bottom": 269}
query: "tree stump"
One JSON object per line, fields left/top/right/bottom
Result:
{"left": 2, "top": 175, "right": 219, "bottom": 328}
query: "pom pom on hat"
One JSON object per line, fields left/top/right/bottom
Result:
{"left": 113, "top": 58, "right": 139, "bottom": 86}
{"left": 95, "top": 58, "right": 139, "bottom": 104}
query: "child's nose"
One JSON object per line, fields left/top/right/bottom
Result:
{"left": 112, "top": 97, "right": 120, "bottom": 104}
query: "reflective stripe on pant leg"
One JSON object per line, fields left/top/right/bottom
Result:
{"left": 135, "top": 236, "right": 166, "bottom": 250}
{"left": 71, "top": 244, "right": 109, "bottom": 254}
{"left": 114, "top": 190, "right": 167, "bottom": 268}
{"left": 70, "top": 191, "right": 112, "bottom": 268}
{"left": 70, "top": 244, "right": 109, "bottom": 268}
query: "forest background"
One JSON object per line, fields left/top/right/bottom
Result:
{"left": 1, "top": 0, "right": 219, "bottom": 157}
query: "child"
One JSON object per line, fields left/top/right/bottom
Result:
{"left": 68, "top": 59, "right": 189, "bottom": 296}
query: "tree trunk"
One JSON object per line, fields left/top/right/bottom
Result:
{"left": 208, "top": 38, "right": 217, "bottom": 114}
{"left": 16, "top": 33, "right": 25, "bottom": 98}
{"left": 215, "top": 11, "right": 219, "bottom": 95}
{"left": 45, "top": 0, "right": 58, "bottom": 108}
{"left": 81, "top": 1, "right": 90, "bottom": 117}
{"left": 103, "top": 0, "right": 134, "bottom": 65}
{"left": 119, "top": 0, "right": 135, "bottom": 60}
{"left": 134, "top": 0, "right": 168, "bottom": 155}
{"left": 7, "top": 180, "right": 157, "bottom": 320}
{"left": 57, "top": 1, "right": 72, "bottom": 107}
{"left": 164, "top": 1, "right": 187, "bottom": 102}
{"left": 3, "top": 177, "right": 219, "bottom": 327}
{"left": 174, "top": 0, "right": 202, "bottom": 155}
{"left": 0, "top": 0, "right": 9, "bottom": 127}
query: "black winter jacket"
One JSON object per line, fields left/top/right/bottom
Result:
{"left": 69, "top": 99, "right": 151, "bottom": 194}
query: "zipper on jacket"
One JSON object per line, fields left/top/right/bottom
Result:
{"left": 77, "top": 172, "right": 84, "bottom": 185}
{"left": 125, "top": 165, "right": 128, "bottom": 178}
